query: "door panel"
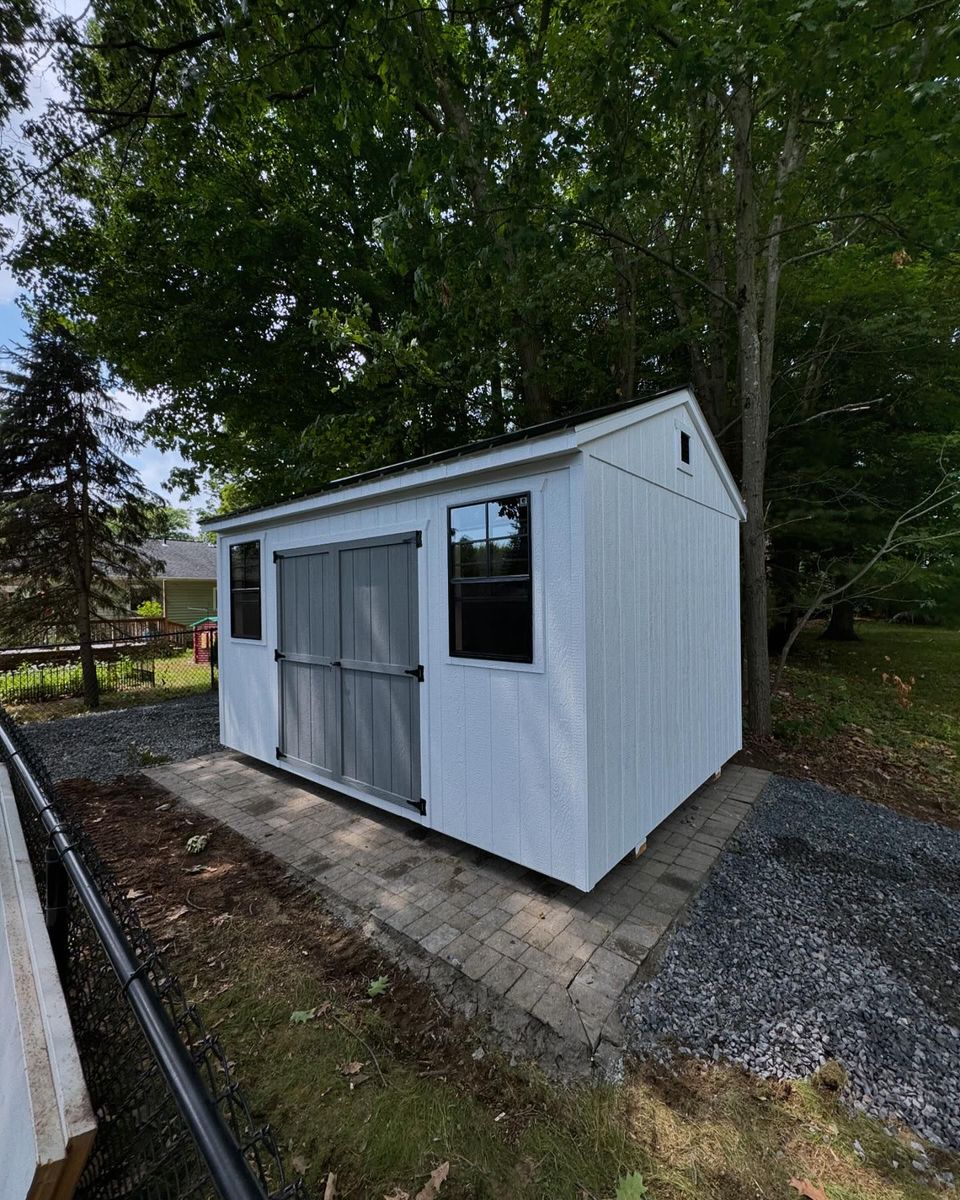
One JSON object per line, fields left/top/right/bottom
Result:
{"left": 278, "top": 548, "right": 340, "bottom": 775}
{"left": 277, "top": 534, "right": 420, "bottom": 808}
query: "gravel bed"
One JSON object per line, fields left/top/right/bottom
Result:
{"left": 625, "top": 776, "right": 960, "bottom": 1151}
{"left": 21, "top": 693, "right": 221, "bottom": 784}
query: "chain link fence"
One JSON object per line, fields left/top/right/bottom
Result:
{"left": 0, "top": 705, "right": 307, "bottom": 1200}
{"left": 0, "top": 629, "right": 217, "bottom": 709}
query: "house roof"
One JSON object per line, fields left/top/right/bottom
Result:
{"left": 205, "top": 385, "right": 747, "bottom": 532}
{"left": 144, "top": 539, "right": 216, "bottom": 580}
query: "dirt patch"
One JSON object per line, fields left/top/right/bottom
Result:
{"left": 60, "top": 774, "right": 519, "bottom": 1104}
{"left": 736, "top": 727, "right": 960, "bottom": 830}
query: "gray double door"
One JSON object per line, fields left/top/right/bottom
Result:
{"left": 276, "top": 532, "right": 421, "bottom": 809}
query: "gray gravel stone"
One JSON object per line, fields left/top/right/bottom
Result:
{"left": 625, "top": 776, "right": 960, "bottom": 1150}
{"left": 21, "top": 693, "right": 221, "bottom": 784}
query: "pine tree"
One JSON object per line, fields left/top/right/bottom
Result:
{"left": 0, "top": 322, "right": 159, "bottom": 706}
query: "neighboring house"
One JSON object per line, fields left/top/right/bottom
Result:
{"left": 207, "top": 386, "right": 746, "bottom": 891}
{"left": 124, "top": 539, "right": 218, "bottom": 627}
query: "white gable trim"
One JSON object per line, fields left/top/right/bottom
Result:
{"left": 575, "top": 387, "right": 747, "bottom": 521}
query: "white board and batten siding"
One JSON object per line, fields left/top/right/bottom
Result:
{"left": 581, "top": 401, "right": 743, "bottom": 886}
{"left": 218, "top": 457, "right": 590, "bottom": 887}
{"left": 212, "top": 386, "right": 745, "bottom": 892}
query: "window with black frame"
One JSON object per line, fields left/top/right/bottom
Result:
{"left": 448, "top": 493, "right": 532, "bottom": 662}
{"left": 229, "top": 541, "right": 262, "bottom": 639}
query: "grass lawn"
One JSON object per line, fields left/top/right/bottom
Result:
{"left": 66, "top": 775, "right": 959, "bottom": 1200}
{"left": 741, "top": 622, "right": 960, "bottom": 827}
{"left": 6, "top": 652, "right": 215, "bottom": 721}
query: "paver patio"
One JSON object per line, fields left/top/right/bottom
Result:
{"left": 145, "top": 754, "right": 770, "bottom": 1074}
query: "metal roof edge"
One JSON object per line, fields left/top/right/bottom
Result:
{"left": 202, "top": 384, "right": 690, "bottom": 531}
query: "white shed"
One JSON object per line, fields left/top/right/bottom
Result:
{"left": 207, "top": 387, "right": 746, "bottom": 891}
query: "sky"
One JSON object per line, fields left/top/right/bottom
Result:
{"left": 0, "top": 0, "right": 205, "bottom": 526}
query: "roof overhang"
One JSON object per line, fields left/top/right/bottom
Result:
{"left": 205, "top": 385, "right": 746, "bottom": 534}
{"left": 204, "top": 430, "right": 582, "bottom": 535}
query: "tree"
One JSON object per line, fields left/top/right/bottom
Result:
{"left": 0, "top": 322, "right": 159, "bottom": 705}
{"left": 0, "top": 0, "right": 39, "bottom": 215}
{"left": 552, "top": 0, "right": 960, "bottom": 731}
{"left": 144, "top": 503, "right": 192, "bottom": 539}
{"left": 9, "top": 0, "right": 960, "bottom": 732}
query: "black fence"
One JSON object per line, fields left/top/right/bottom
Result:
{"left": 0, "top": 706, "right": 307, "bottom": 1200}
{"left": 0, "top": 629, "right": 217, "bottom": 708}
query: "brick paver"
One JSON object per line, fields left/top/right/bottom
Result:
{"left": 146, "top": 755, "right": 769, "bottom": 1071}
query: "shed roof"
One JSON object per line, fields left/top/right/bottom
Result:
{"left": 205, "top": 386, "right": 746, "bottom": 531}
{"left": 144, "top": 539, "right": 216, "bottom": 580}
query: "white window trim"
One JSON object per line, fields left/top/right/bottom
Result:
{"left": 441, "top": 479, "right": 545, "bottom": 674}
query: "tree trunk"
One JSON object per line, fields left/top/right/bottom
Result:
{"left": 77, "top": 416, "right": 100, "bottom": 708}
{"left": 76, "top": 586, "right": 100, "bottom": 708}
{"left": 821, "top": 600, "right": 859, "bottom": 641}
{"left": 732, "top": 81, "right": 772, "bottom": 736}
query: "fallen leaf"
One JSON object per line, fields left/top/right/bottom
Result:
{"left": 125, "top": 888, "right": 147, "bottom": 900}
{"left": 338, "top": 1060, "right": 365, "bottom": 1076}
{"left": 383, "top": 1191, "right": 410, "bottom": 1200}
{"left": 323, "top": 1172, "right": 337, "bottom": 1200}
{"left": 790, "top": 1179, "right": 830, "bottom": 1200}
{"left": 291, "top": 1154, "right": 308, "bottom": 1175}
{"left": 290, "top": 1009, "right": 319, "bottom": 1025}
{"left": 166, "top": 905, "right": 189, "bottom": 921}
{"left": 414, "top": 1162, "right": 449, "bottom": 1200}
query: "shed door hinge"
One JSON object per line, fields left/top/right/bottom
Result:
{"left": 407, "top": 797, "right": 427, "bottom": 816}
{"left": 273, "top": 549, "right": 281, "bottom": 563}
{"left": 404, "top": 664, "right": 424, "bottom": 682}
{"left": 276, "top": 746, "right": 284, "bottom": 760}
{"left": 415, "top": 529, "right": 423, "bottom": 548}
{"left": 274, "top": 648, "right": 285, "bottom": 662}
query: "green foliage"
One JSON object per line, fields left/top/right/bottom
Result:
{"left": 7, "top": 0, "right": 960, "bottom": 629}
{"left": 144, "top": 504, "right": 192, "bottom": 539}
{"left": 135, "top": 598, "right": 163, "bottom": 618}
{"left": 615, "top": 1171, "right": 649, "bottom": 1199}
{"left": 289, "top": 1009, "right": 319, "bottom": 1026}
{"left": 366, "top": 975, "right": 390, "bottom": 998}
{"left": 0, "top": 323, "right": 161, "bottom": 685}
{"left": 0, "top": 0, "right": 40, "bottom": 215}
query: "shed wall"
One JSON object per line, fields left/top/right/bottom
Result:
{"left": 218, "top": 461, "right": 590, "bottom": 887}
{"left": 584, "top": 414, "right": 742, "bottom": 885}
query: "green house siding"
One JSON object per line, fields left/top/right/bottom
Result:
{"left": 164, "top": 580, "right": 217, "bottom": 627}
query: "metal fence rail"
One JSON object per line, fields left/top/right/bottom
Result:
{"left": 0, "top": 705, "right": 307, "bottom": 1200}
{"left": 0, "top": 629, "right": 217, "bottom": 707}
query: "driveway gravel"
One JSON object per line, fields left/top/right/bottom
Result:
{"left": 22, "top": 693, "right": 221, "bottom": 784}
{"left": 625, "top": 776, "right": 960, "bottom": 1150}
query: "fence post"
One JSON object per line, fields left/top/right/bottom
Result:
{"left": 45, "top": 841, "right": 70, "bottom": 979}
